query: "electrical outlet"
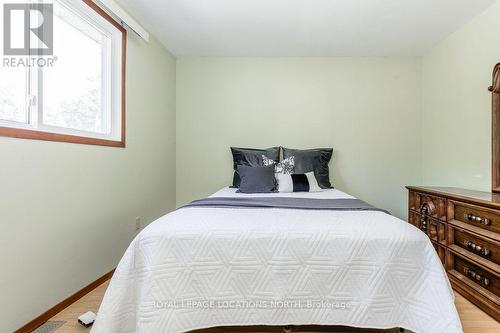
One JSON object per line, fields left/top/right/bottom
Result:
{"left": 135, "top": 217, "right": 142, "bottom": 231}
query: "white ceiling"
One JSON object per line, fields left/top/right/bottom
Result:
{"left": 118, "top": 0, "right": 495, "bottom": 57}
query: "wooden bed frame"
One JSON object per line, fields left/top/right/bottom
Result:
{"left": 190, "top": 325, "right": 402, "bottom": 332}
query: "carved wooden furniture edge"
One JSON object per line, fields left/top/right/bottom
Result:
{"left": 488, "top": 63, "right": 500, "bottom": 93}
{"left": 406, "top": 186, "right": 500, "bottom": 210}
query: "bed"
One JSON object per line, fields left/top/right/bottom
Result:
{"left": 92, "top": 188, "right": 462, "bottom": 333}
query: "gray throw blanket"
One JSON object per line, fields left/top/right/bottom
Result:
{"left": 182, "top": 197, "right": 390, "bottom": 214}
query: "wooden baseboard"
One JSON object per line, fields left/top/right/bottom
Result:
{"left": 14, "top": 269, "right": 115, "bottom": 333}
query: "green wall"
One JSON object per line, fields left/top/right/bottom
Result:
{"left": 0, "top": 34, "right": 176, "bottom": 332}
{"left": 422, "top": 0, "right": 500, "bottom": 190}
{"left": 176, "top": 57, "right": 423, "bottom": 219}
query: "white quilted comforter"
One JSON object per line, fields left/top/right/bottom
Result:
{"left": 92, "top": 188, "right": 462, "bottom": 333}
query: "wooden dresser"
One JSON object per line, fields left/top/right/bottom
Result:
{"left": 407, "top": 186, "right": 500, "bottom": 321}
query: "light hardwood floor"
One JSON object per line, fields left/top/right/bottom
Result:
{"left": 48, "top": 280, "right": 499, "bottom": 333}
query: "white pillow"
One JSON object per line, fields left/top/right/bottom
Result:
{"left": 276, "top": 172, "right": 323, "bottom": 193}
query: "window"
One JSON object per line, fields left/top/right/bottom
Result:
{"left": 0, "top": 0, "right": 126, "bottom": 147}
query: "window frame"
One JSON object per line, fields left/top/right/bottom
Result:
{"left": 0, "top": 0, "right": 127, "bottom": 148}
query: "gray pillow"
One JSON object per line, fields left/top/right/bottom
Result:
{"left": 231, "top": 147, "right": 280, "bottom": 187}
{"left": 282, "top": 147, "right": 333, "bottom": 189}
{"left": 237, "top": 165, "right": 277, "bottom": 193}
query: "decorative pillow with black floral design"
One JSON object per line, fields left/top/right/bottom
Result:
{"left": 262, "top": 155, "right": 295, "bottom": 174}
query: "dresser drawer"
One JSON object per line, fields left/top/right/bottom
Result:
{"left": 447, "top": 251, "right": 500, "bottom": 298}
{"left": 408, "top": 210, "right": 446, "bottom": 245}
{"left": 427, "top": 218, "right": 446, "bottom": 245}
{"left": 449, "top": 201, "right": 500, "bottom": 234}
{"left": 409, "top": 191, "right": 447, "bottom": 221}
{"left": 408, "top": 211, "right": 421, "bottom": 229}
{"left": 432, "top": 241, "right": 446, "bottom": 265}
{"left": 448, "top": 226, "right": 500, "bottom": 267}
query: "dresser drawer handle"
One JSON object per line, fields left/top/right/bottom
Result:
{"left": 464, "top": 240, "right": 491, "bottom": 257}
{"left": 464, "top": 213, "right": 491, "bottom": 226}
{"left": 464, "top": 267, "right": 491, "bottom": 287}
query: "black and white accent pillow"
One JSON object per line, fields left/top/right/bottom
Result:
{"left": 262, "top": 155, "right": 295, "bottom": 174}
{"left": 276, "top": 172, "right": 322, "bottom": 193}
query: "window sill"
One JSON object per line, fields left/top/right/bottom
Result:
{"left": 0, "top": 126, "right": 125, "bottom": 148}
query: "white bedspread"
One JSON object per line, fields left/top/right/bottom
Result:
{"left": 92, "top": 188, "right": 462, "bottom": 333}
